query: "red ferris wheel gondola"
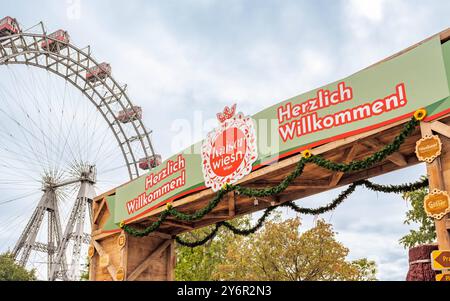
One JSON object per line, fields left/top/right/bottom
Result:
{"left": 0, "top": 16, "right": 21, "bottom": 37}
{"left": 139, "top": 155, "right": 162, "bottom": 170}
{"left": 86, "top": 62, "right": 112, "bottom": 83}
{"left": 41, "top": 29, "right": 70, "bottom": 52}
{"left": 117, "top": 106, "right": 142, "bottom": 123}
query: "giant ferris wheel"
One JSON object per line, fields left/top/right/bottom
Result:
{"left": 0, "top": 17, "right": 161, "bottom": 280}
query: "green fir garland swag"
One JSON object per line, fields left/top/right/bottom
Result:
{"left": 122, "top": 115, "right": 426, "bottom": 247}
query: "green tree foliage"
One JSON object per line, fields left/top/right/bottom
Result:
{"left": 176, "top": 214, "right": 377, "bottom": 281}
{"left": 351, "top": 258, "right": 378, "bottom": 281}
{"left": 399, "top": 180, "right": 436, "bottom": 248}
{"left": 80, "top": 257, "right": 89, "bottom": 281}
{"left": 0, "top": 252, "right": 36, "bottom": 281}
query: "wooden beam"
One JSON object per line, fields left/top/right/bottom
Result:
{"left": 127, "top": 240, "right": 172, "bottom": 281}
{"left": 329, "top": 144, "right": 359, "bottom": 187}
{"left": 146, "top": 216, "right": 194, "bottom": 230}
{"left": 92, "top": 230, "right": 118, "bottom": 242}
{"left": 120, "top": 231, "right": 128, "bottom": 278}
{"left": 420, "top": 121, "right": 450, "bottom": 250}
{"left": 93, "top": 197, "right": 106, "bottom": 224}
{"left": 256, "top": 196, "right": 278, "bottom": 206}
{"left": 166, "top": 241, "right": 175, "bottom": 281}
{"left": 430, "top": 120, "right": 450, "bottom": 138}
{"left": 163, "top": 219, "right": 194, "bottom": 230}
{"left": 94, "top": 189, "right": 116, "bottom": 203}
{"left": 92, "top": 240, "right": 117, "bottom": 280}
{"left": 89, "top": 247, "right": 98, "bottom": 281}
{"left": 248, "top": 179, "right": 331, "bottom": 189}
{"left": 228, "top": 192, "right": 236, "bottom": 218}
{"left": 202, "top": 214, "right": 233, "bottom": 220}
{"left": 362, "top": 138, "right": 407, "bottom": 166}
{"left": 152, "top": 231, "right": 173, "bottom": 240}
{"left": 284, "top": 184, "right": 331, "bottom": 190}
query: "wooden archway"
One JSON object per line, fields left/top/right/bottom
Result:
{"left": 88, "top": 31, "right": 450, "bottom": 281}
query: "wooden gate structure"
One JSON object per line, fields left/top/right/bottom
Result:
{"left": 89, "top": 30, "right": 450, "bottom": 281}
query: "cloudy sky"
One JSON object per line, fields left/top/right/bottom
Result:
{"left": 2, "top": 0, "right": 450, "bottom": 280}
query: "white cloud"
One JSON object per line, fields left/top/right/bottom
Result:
{"left": 336, "top": 230, "right": 408, "bottom": 280}
{"left": 347, "top": 0, "right": 386, "bottom": 23}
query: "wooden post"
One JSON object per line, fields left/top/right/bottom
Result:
{"left": 420, "top": 121, "right": 450, "bottom": 250}
{"left": 166, "top": 240, "right": 176, "bottom": 281}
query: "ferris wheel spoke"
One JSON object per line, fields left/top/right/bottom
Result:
{"left": 0, "top": 190, "right": 41, "bottom": 206}
{"left": 6, "top": 67, "right": 81, "bottom": 170}
{"left": 0, "top": 104, "right": 48, "bottom": 167}
{"left": 0, "top": 142, "right": 46, "bottom": 170}
{"left": 24, "top": 66, "right": 64, "bottom": 164}
{"left": 100, "top": 164, "right": 128, "bottom": 175}
{"left": 0, "top": 162, "right": 43, "bottom": 182}
{"left": 0, "top": 92, "right": 63, "bottom": 170}
{"left": 4, "top": 68, "right": 54, "bottom": 163}
{"left": 92, "top": 128, "right": 126, "bottom": 170}
{"left": 55, "top": 92, "right": 91, "bottom": 168}
{"left": 91, "top": 126, "right": 114, "bottom": 163}
{"left": 85, "top": 102, "right": 103, "bottom": 162}
{"left": 0, "top": 141, "right": 60, "bottom": 176}
{"left": 0, "top": 178, "right": 40, "bottom": 185}
{"left": 54, "top": 80, "right": 72, "bottom": 165}
{"left": 0, "top": 214, "right": 33, "bottom": 252}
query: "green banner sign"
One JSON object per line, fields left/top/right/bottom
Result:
{"left": 103, "top": 36, "right": 450, "bottom": 231}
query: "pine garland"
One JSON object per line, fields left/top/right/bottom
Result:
{"left": 176, "top": 177, "right": 429, "bottom": 247}
{"left": 310, "top": 118, "right": 418, "bottom": 173}
{"left": 175, "top": 222, "right": 223, "bottom": 248}
{"left": 309, "top": 118, "right": 418, "bottom": 172}
{"left": 222, "top": 206, "right": 278, "bottom": 235}
{"left": 359, "top": 177, "right": 428, "bottom": 193}
{"left": 122, "top": 116, "right": 424, "bottom": 241}
{"left": 234, "top": 159, "right": 307, "bottom": 197}
{"left": 167, "top": 187, "right": 230, "bottom": 222}
{"left": 123, "top": 210, "right": 171, "bottom": 237}
{"left": 281, "top": 183, "right": 358, "bottom": 215}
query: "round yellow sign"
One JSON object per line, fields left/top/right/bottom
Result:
{"left": 116, "top": 267, "right": 125, "bottom": 281}
{"left": 88, "top": 245, "right": 95, "bottom": 258}
{"left": 415, "top": 135, "right": 442, "bottom": 163}
{"left": 118, "top": 233, "right": 126, "bottom": 248}
{"left": 424, "top": 189, "right": 450, "bottom": 220}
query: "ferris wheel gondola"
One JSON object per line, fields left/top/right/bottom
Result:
{"left": 0, "top": 16, "right": 21, "bottom": 37}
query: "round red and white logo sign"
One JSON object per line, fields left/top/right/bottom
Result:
{"left": 201, "top": 104, "right": 258, "bottom": 191}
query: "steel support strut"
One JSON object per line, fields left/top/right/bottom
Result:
{"left": 49, "top": 167, "right": 96, "bottom": 281}
{"left": 12, "top": 189, "right": 68, "bottom": 280}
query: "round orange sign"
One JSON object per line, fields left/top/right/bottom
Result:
{"left": 116, "top": 267, "right": 125, "bottom": 281}
{"left": 118, "top": 233, "right": 126, "bottom": 248}
{"left": 416, "top": 135, "right": 442, "bottom": 163}
{"left": 424, "top": 189, "right": 450, "bottom": 220}
{"left": 88, "top": 245, "right": 95, "bottom": 258}
{"left": 201, "top": 105, "right": 258, "bottom": 191}
{"left": 209, "top": 127, "right": 247, "bottom": 177}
